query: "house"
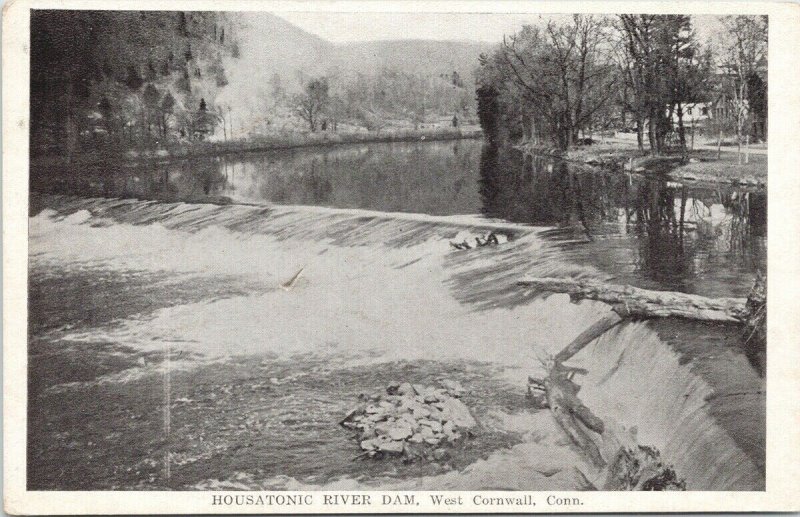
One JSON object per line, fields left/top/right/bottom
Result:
{"left": 670, "top": 102, "right": 712, "bottom": 125}
{"left": 704, "top": 60, "right": 767, "bottom": 140}
{"left": 710, "top": 91, "right": 737, "bottom": 122}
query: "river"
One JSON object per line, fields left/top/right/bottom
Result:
{"left": 28, "top": 139, "right": 766, "bottom": 490}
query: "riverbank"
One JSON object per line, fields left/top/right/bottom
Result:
{"left": 518, "top": 138, "right": 767, "bottom": 187}
{"left": 32, "top": 127, "right": 483, "bottom": 168}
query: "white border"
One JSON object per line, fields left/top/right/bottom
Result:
{"left": 4, "top": 0, "right": 800, "bottom": 514}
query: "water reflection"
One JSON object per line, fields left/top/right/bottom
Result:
{"left": 30, "top": 140, "right": 765, "bottom": 296}
{"left": 479, "top": 145, "right": 766, "bottom": 296}
{"left": 31, "top": 140, "right": 484, "bottom": 215}
{"left": 219, "top": 141, "right": 481, "bottom": 214}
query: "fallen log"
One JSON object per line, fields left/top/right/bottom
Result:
{"left": 518, "top": 277, "right": 748, "bottom": 323}
{"left": 528, "top": 308, "right": 686, "bottom": 489}
{"left": 554, "top": 312, "right": 624, "bottom": 363}
{"left": 742, "top": 271, "right": 766, "bottom": 374}
{"left": 528, "top": 311, "right": 624, "bottom": 468}
{"left": 544, "top": 365, "right": 606, "bottom": 469}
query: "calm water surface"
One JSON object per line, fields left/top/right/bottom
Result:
{"left": 32, "top": 139, "right": 766, "bottom": 297}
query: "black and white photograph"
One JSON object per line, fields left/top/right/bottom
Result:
{"left": 5, "top": 0, "right": 800, "bottom": 513}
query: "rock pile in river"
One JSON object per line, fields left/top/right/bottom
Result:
{"left": 340, "top": 380, "right": 477, "bottom": 460}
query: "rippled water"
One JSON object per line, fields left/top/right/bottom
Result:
{"left": 28, "top": 141, "right": 766, "bottom": 490}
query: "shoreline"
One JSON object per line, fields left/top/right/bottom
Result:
{"left": 31, "top": 128, "right": 484, "bottom": 168}
{"left": 516, "top": 140, "right": 767, "bottom": 188}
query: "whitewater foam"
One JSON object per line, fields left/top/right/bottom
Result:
{"left": 29, "top": 194, "right": 766, "bottom": 490}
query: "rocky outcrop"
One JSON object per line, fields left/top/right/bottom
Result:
{"left": 341, "top": 380, "right": 477, "bottom": 461}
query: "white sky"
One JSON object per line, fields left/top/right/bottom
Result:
{"left": 275, "top": 12, "right": 569, "bottom": 42}
{"left": 274, "top": 12, "right": 723, "bottom": 44}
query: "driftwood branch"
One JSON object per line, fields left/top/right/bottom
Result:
{"left": 555, "top": 312, "right": 624, "bottom": 363}
{"left": 518, "top": 277, "right": 748, "bottom": 323}
{"left": 544, "top": 365, "right": 607, "bottom": 468}
{"left": 529, "top": 311, "right": 624, "bottom": 469}
{"left": 530, "top": 309, "right": 685, "bottom": 489}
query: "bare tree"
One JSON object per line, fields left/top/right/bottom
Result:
{"left": 295, "top": 77, "right": 329, "bottom": 132}
{"left": 610, "top": 26, "right": 648, "bottom": 149}
{"left": 616, "top": 15, "right": 704, "bottom": 155}
{"left": 720, "top": 16, "right": 768, "bottom": 163}
{"left": 497, "top": 16, "right": 617, "bottom": 149}
{"left": 617, "top": 15, "right": 669, "bottom": 154}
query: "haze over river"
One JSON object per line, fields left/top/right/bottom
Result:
{"left": 29, "top": 140, "right": 766, "bottom": 490}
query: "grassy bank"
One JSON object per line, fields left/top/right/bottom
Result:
{"left": 519, "top": 138, "right": 767, "bottom": 187}
{"left": 33, "top": 127, "right": 483, "bottom": 167}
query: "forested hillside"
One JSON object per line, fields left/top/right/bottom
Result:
{"left": 30, "top": 11, "right": 488, "bottom": 156}
{"left": 31, "top": 10, "right": 238, "bottom": 157}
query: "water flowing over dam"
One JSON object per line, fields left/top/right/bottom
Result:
{"left": 29, "top": 172, "right": 764, "bottom": 490}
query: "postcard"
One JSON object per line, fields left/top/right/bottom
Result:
{"left": 4, "top": 0, "right": 799, "bottom": 513}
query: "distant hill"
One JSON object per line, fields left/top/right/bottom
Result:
{"left": 217, "top": 13, "right": 492, "bottom": 134}
{"left": 231, "top": 12, "right": 334, "bottom": 79}
{"left": 226, "top": 13, "right": 490, "bottom": 89}
{"left": 338, "top": 39, "right": 493, "bottom": 79}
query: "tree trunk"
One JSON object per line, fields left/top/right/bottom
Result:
{"left": 736, "top": 80, "right": 747, "bottom": 165}
{"left": 543, "top": 365, "right": 607, "bottom": 468}
{"left": 745, "top": 133, "right": 750, "bottom": 164}
{"left": 517, "top": 277, "right": 748, "bottom": 323}
{"left": 676, "top": 103, "right": 686, "bottom": 153}
{"left": 554, "top": 312, "right": 624, "bottom": 363}
{"left": 648, "top": 113, "right": 658, "bottom": 155}
{"left": 737, "top": 133, "right": 742, "bottom": 165}
{"left": 636, "top": 118, "right": 644, "bottom": 151}
{"left": 527, "top": 311, "right": 623, "bottom": 468}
